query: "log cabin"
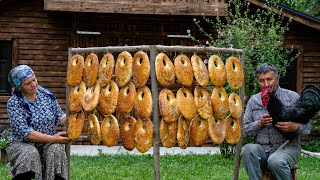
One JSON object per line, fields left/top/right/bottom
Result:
{"left": 0, "top": 0, "right": 319, "bottom": 143}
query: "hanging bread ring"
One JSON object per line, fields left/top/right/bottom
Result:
{"left": 160, "top": 119, "right": 177, "bottom": 148}
{"left": 225, "top": 114, "right": 241, "bottom": 145}
{"left": 135, "top": 118, "right": 154, "bottom": 153}
{"left": 208, "top": 116, "right": 225, "bottom": 144}
{"left": 120, "top": 116, "right": 137, "bottom": 151}
{"left": 176, "top": 87, "right": 197, "bottom": 120}
{"left": 177, "top": 115, "right": 189, "bottom": 149}
{"left": 67, "top": 111, "right": 85, "bottom": 141}
{"left": 174, "top": 54, "right": 194, "bottom": 86}
{"left": 115, "top": 51, "right": 133, "bottom": 87}
{"left": 87, "top": 114, "right": 101, "bottom": 145}
{"left": 194, "top": 86, "right": 213, "bottom": 119}
{"left": 191, "top": 54, "right": 209, "bottom": 87}
{"left": 134, "top": 86, "right": 153, "bottom": 118}
{"left": 99, "top": 80, "right": 119, "bottom": 115}
{"left": 189, "top": 114, "right": 209, "bottom": 147}
{"left": 132, "top": 51, "right": 150, "bottom": 88}
{"left": 101, "top": 114, "right": 120, "bottom": 147}
{"left": 211, "top": 87, "right": 229, "bottom": 119}
{"left": 82, "top": 82, "right": 100, "bottom": 112}
{"left": 158, "top": 88, "right": 179, "bottom": 123}
{"left": 117, "top": 82, "right": 136, "bottom": 114}
{"left": 67, "top": 54, "right": 84, "bottom": 86}
{"left": 83, "top": 53, "right": 99, "bottom": 87}
{"left": 98, "top": 53, "right": 115, "bottom": 87}
{"left": 228, "top": 93, "right": 243, "bottom": 119}
{"left": 68, "top": 81, "right": 86, "bottom": 113}
{"left": 225, "top": 56, "right": 244, "bottom": 90}
{"left": 208, "top": 55, "right": 226, "bottom": 87}
{"left": 155, "top": 52, "right": 175, "bottom": 87}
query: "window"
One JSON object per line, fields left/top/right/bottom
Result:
{"left": 0, "top": 41, "right": 12, "bottom": 96}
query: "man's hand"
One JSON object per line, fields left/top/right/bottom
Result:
{"left": 259, "top": 113, "right": 273, "bottom": 128}
{"left": 275, "top": 121, "right": 299, "bottom": 132}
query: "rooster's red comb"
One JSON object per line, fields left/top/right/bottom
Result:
{"left": 261, "top": 87, "right": 271, "bottom": 108}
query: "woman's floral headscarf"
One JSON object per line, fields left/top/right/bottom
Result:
{"left": 8, "top": 65, "right": 35, "bottom": 88}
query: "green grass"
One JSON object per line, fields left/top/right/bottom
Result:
{"left": 1, "top": 154, "right": 320, "bottom": 180}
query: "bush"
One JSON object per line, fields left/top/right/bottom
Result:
{"left": 188, "top": 0, "right": 295, "bottom": 95}
{"left": 302, "top": 139, "right": 320, "bottom": 152}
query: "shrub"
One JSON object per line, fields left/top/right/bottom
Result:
{"left": 188, "top": 0, "right": 295, "bottom": 95}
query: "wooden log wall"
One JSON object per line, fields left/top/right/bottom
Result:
{"left": 283, "top": 21, "right": 320, "bottom": 93}
{"left": 0, "top": 0, "right": 73, "bottom": 127}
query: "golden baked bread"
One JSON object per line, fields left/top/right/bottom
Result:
{"left": 135, "top": 118, "right": 154, "bottom": 153}
{"left": 194, "top": 86, "right": 213, "bottom": 119}
{"left": 208, "top": 116, "right": 225, "bottom": 144}
{"left": 176, "top": 87, "right": 197, "bottom": 120}
{"left": 67, "top": 54, "right": 84, "bottom": 86}
{"left": 174, "top": 54, "right": 194, "bottom": 86}
{"left": 177, "top": 115, "right": 189, "bottom": 149}
{"left": 87, "top": 113, "right": 101, "bottom": 145}
{"left": 228, "top": 93, "right": 243, "bottom": 119}
{"left": 83, "top": 53, "right": 99, "bottom": 87}
{"left": 115, "top": 51, "right": 133, "bottom": 87}
{"left": 120, "top": 116, "right": 137, "bottom": 151}
{"left": 160, "top": 119, "right": 177, "bottom": 148}
{"left": 211, "top": 87, "right": 229, "bottom": 119}
{"left": 132, "top": 51, "right": 150, "bottom": 88}
{"left": 101, "top": 114, "right": 120, "bottom": 147}
{"left": 189, "top": 114, "right": 209, "bottom": 147}
{"left": 98, "top": 53, "right": 115, "bottom": 87}
{"left": 68, "top": 81, "right": 86, "bottom": 113}
{"left": 208, "top": 55, "right": 226, "bottom": 87}
{"left": 67, "top": 111, "right": 85, "bottom": 141}
{"left": 225, "top": 114, "right": 241, "bottom": 145}
{"left": 158, "top": 88, "right": 179, "bottom": 123}
{"left": 99, "top": 80, "right": 119, "bottom": 115}
{"left": 191, "top": 54, "right": 209, "bottom": 87}
{"left": 225, "top": 57, "right": 244, "bottom": 90}
{"left": 155, "top": 52, "right": 175, "bottom": 87}
{"left": 117, "top": 82, "right": 136, "bottom": 114}
{"left": 133, "top": 86, "right": 153, "bottom": 118}
{"left": 82, "top": 82, "right": 100, "bottom": 112}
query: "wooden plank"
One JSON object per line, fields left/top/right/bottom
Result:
{"left": 44, "top": 0, "right": 226, "bottom": 16}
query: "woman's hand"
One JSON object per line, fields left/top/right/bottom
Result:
{"left": 52, "top": 131, "right": 71, "bottom": 144}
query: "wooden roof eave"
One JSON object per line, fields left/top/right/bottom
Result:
{"left": 247, "top": 0, "right": 320, "bottom": 31}
{"left": 43, "top": 0, "right": 227, "bottom": 16}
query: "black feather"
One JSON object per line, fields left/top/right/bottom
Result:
{"left": 266, "top": 85, "right": 320, "bottom": 139}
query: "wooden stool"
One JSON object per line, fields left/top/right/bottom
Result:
{"left": 262, "top": 165, "right": 300, "bottom": 180}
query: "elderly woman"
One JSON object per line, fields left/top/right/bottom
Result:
{"left": 6, "top": 65, "right": 70, "bottom": 180}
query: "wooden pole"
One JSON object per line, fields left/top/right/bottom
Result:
{"left": 150, "top": 45, "right": 161, "bottom": 180}
{"left": 66, "top": 48, "right": 72, "bottom": 180}
{"left": 232, "top": 50, "right": 245, "bottom": 180}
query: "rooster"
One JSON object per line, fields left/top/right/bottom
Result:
{"left": 261, "top": 85, "right": 320, "bottom": 139}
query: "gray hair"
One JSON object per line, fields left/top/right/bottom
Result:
{"left": 256, "top": 63, "right": 279, "bottom": 77}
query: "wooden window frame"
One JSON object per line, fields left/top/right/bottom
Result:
{"left": 0, "top": 35, "right": 18, "bottom": 97}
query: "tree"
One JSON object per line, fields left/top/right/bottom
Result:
{"left": 272, "top": 0, "right": 320, "bottom": 18}
{"left": 188, "top": 0, "right": 295, "bottom": 96}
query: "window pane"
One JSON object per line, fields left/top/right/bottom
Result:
{"left": 0, "top": 41, "right": 12, "bottom": 95}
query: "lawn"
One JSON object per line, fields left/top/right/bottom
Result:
{"left": 1, "top": 154, "right": 319, "bottom": 179}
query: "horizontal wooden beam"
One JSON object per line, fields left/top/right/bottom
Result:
{"left": 44, "top": 0, "right": 227, "bottom": 16}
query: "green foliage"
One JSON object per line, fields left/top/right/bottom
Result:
{"left": 188, "top": 0, "right": 295, "bottom": 96}
{"left": 311, "top": 110, "right": 320, "bottom": 132}
{"left": 272, "top": 0, "right": 320, "bottom": 18}
{"left": 0, "top": 130, "right": 10, "bottom": 149}
{"left": 302, "top": 139, "right": 320, "bottom": 152}
{"left": 219, "top": 140, "right": 236, "bottom": 159}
